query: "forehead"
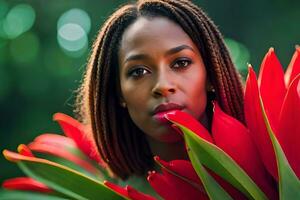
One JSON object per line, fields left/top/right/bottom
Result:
{"left": 119, "top": 16, "right": 197, "bottom": 58}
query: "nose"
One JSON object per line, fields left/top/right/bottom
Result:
{"left": 151, "top": 72, "right": 176, "bottom": 98}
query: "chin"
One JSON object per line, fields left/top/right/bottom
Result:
{"left": 157, "top": 128, "right": 184, "bottom": 143}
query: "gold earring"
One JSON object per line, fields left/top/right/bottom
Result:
{"left": 208, "top": 85, "right": 215, "bottom": 92}
{"left": 121, "top": 102, "right": 127, "bottom": 108}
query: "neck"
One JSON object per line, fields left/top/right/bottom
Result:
{"left": 146, "top": 136, "right": 189, "bottom": 161}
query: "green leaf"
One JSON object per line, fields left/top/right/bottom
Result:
{"left": 35, "top": 152, "right": 112, "bottom": 182}
{"left": 172, "top": 123, "right": 268, "bottom": 200}
{"left": 11, "top": 155, "right": 126, "bottom": 200}
{"left": 259, "top": 97, "right": 300, "bottom": 199}
{"left": 0, "top": 189, "right": 68, "bottom": 200}
{"left": 185, "top": 138, "right": 233, "bottom": 200}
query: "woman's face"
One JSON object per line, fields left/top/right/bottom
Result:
{"left": 118, "top": 17, "right": 207, "bottom": 142}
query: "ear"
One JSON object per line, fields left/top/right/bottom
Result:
{"left": 119, "top": 96, "right": 127, "bottom": 108}
{"left": 206, "top": 80, "right": 215, "bottom": 92}
{"left": 120, "top": 101, "right": 127, "bottom": 108}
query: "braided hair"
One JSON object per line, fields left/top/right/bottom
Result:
{"left": 76, "top": 0, "right": 245, "bottom": 180}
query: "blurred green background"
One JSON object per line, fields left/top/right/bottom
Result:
{"left": 0, "top": 0, "right": 299, "bottom": 183}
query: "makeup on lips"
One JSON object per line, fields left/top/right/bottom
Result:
{"left": 152, "top": 103, "right": 184, "bottom": 123}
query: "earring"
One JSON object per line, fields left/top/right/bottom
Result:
{"left": 208, "top": 85, "right": 215, "bottom": 93}
{"left": 207, "top": 86, "right": 216, "bottom": 101}
{"left": 120, "top": 102, "right": 127, "bottom": 108}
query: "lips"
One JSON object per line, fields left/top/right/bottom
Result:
{"left": 152, "top": 103, "right": 184, "bottom": 123}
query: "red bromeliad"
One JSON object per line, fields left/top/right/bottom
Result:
{"left": 148, "top": 156, "right": 209, "bottom": 200}
{"left": 245, "top": 47, "right": 300, "bottom": 180}
{"left": 53, "top": 113, "right": 104, "bottom": 166}
{"left": 163, "top": 103, "right": 277, "bottom": 199}
{"left": 2, "top": 114, "right": 106, "bottom": 194}
{"left": 145, "top": 47, "right": 299, "bottom": 199}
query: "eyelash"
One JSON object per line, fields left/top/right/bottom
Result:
{"left": 172, "top": 58, "right": 192, "bottom": 69}
{"left": 127, "top": 67, "right": 149, "bottom": 78}
{"left": 127, "top": 58, "right": 192, "bottom": 78}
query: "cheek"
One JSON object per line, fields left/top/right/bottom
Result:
{"left": 125, "top": 95, "right": 153, "bottom": 138}
{"left": 120, "top": 82, "right": 150, "bottom": 123}
{"left": 121, "top": 82, "right": 149, "bottom": 108}
{"left": 188, "top": 87, "right": 207, "bottom": 118}
{"left": 186, "top": 72, "right": 207, "bottom": 118}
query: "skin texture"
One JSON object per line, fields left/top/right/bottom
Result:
{"left": 118, "top": 16, "right": 207, "bottom": 160}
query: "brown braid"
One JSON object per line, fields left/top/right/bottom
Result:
{"left": 75, "top": 0, "right": 245, "bottom": 179}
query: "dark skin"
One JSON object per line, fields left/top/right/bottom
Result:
{"left": 118, "top": 16, "right": 208, "bottom": 161}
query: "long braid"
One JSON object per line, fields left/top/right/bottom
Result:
{"left": 98, "top": 6, "right": 143, "bottom": 178}
{"left": 87, "top": 4, "right": 154, "bottom": 179}
{"left": 76, "top": 0, "right": 246, "bottom": 179}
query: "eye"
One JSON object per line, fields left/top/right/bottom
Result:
{"left": 128, "top": 67, "right": 150, "bottom": 78}
{"left": 172, "top": 58, "right": 192, "bottom": 69}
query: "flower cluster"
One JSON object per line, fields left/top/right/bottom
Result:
{"left": 1, "top": 47, "right": 300, "bottom": 200}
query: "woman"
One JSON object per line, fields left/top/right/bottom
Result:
{"left": 76, "top": 0, "right": 244, "bottom": 182}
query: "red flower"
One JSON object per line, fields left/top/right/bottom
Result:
{"left": 245, "top": 47, "right": 300, "bottom": 180}
{"left": 53, "top": 113, "right": 104, "bottom": 166}
{"left": 2, "top": 146, "right": 53, "bottom": 194}
{"left": 2, "top": 114, "right": 105, "bottom": 194}
{"left": 147, "top": 156, "right": 208, "bottom": 200}
{"left": 2, "top": 177, "right": 52, "bottom": 193}
{"left": 164, "top": 102, "right": 277, "bottom": 199}
{"left": 27, "top": 134, "right": 101, "bottom": 174}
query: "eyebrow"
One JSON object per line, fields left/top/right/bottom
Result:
{"left": 124, "top": 44, "right": 195, "bottom": 64}
{"left": 165, "top": 44, "right": 195, "bottom": 56}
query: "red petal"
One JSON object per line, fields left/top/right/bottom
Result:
{"left": 28, "top": 141, "right": 100, "bottom": 175}
{"left": 278, "top": 74, "right": 300, "bottom": 178}
{"left": 154, "top": 156, "right": 202, "bottom": 185}
{"left": 244, "top": 66, "right": 278, "bottom": 180}
{"left": 212, "top": 102, "right": 278, "bottom": 199}
{"left": 258, "top": 48, "right": 286, "bottom": 131}
{"left": 126, "top": 185, "right": 157, "bottom": 200}
{"left": 153, "top": 157, "right": 208, "bottom": 199}
{"left": 165, "top": 111, "right": 213, "bottom": 143}
{"left": 147, "top": 171, "right": 180, "bottom": 200}
{"left": 33, "top": 133, "right": 76, "bottom": 148}
{"left": 17, "top": 144, "right": 34, "bottom": 157}
{"left": 104, "top": 181, "right": 156, "bottom": 200}
{"left": 2, "top": 177, "right": 52, "bottom": 193}
{"left": 53, "top": 113, "right": 104, "bottom": 166}
{"left": 156, "top": 156, "right": 248, "bottom": 200}
{"left": 285, "top": 46, "right": 300, "bottom": 87}
{"left": 103, "top": 181, "right": 129, "bottom": 198}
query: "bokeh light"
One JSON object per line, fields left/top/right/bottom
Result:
{"left": 57, "top": 8, "right": 91, "bottom": 34}
{"left": 57, "top": 23, "right": 88, "bottom": 52}
{"left": 57, "top": 8, "right": 90, "bottom": 57}
{"left": 2, "top": 4, "right": 35, "bottom": 39}
{"left": 225, "top": 38, "right": 250, "bottom": 77}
